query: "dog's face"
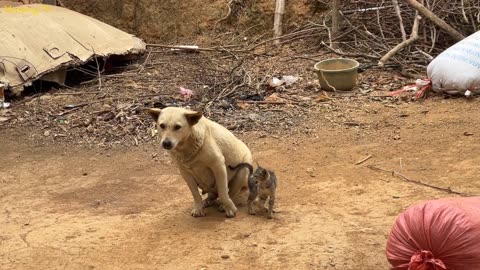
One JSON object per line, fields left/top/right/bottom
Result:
{"left": 144, "top": 107, "right": 203, "bottom": 150}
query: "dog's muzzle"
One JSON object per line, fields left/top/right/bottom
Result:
{"left": 162, "top": 139, "right": 173, "bottom": 150}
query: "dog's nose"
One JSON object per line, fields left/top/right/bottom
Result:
{"left": 162, "top": 140, "right": 173, "bottom": 150}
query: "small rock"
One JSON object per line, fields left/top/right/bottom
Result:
{"left": 301, "top": 96, "right": 312, "bottom": 101}
{"left": 464, "top": 132, "right": 474, "bottom": 136}
{"left": 306, "top": 168, "right": 315, "bottom": 177}
{"left": 82, "top": 172, "right": 88, "bottom": 176}
{"left": 248, "top": 113, "right": 260, "bottom": 121}
{"left": 221, "top": 255, "right": 230, "bottom": 259}
{"left": 242, "top": 233, "right": 252, "bottom": 238}
{"left": 43, "top": 130, "right": 51, "bottom": 137}
{"left": 393, "top": 195, "right": 400, "bottom": 199}
{"left": 39, "top": 94, "right": 52, "bottom": 101}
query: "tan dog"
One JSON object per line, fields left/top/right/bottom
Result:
{"left": 144, "top": 107, "right": 253, "bottom": 218}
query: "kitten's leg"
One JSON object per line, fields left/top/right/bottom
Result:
{"left": 259, "top": 196, "right": 268, "bottom": 213}
{"left": 203, "top": 192, "right": 218, "bottom": 208}
{"left": 267, "top": 195, "right": 275, "bottom": 219}
{"left": 247, "top": 190, "right": 257, "bottom": 215}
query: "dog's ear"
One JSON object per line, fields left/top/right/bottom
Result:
{"left": 185, "top": 111, "right": 203, "bottom": 126}
{"left": 143, "top": 108, "right": 162, "bottom": 122}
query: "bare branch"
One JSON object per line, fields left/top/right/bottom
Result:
{"left": 403, "top": 0, "right": 465, "bottom": 41}
{"left": 378, "top": 9, "right": 421, "bottom": 67}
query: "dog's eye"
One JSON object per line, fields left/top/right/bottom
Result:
{"left": 159, "top": 124, "right": 166, "bottom": 129}
{"left": 174, "top": 125, "right": 182, "bottom": 130}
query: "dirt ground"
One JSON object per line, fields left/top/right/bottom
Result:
{"left": 2, "top": 94, "right": 480, "bottom": 269}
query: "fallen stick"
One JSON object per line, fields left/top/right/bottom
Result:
{"left": 138, "top": 48, "right": 152, "bottom": 74}
{"left": 146, "top": 44, "right": 248, "bottom": 53}
{"left": 356, "top": 154, "right": 373, "bottom": 165}
{"left": 378, "top": 7, "right": 421, "bottom": 67}
{"left": 215, "top": 0, "right": 233, "bottom": 25}
{"left": 403, "top": 0, "right": 465, "bottom": 41}
{"left": 91, "top": 47, "right": 103, "bottom": 90}
{"left": 366, "top": 165, "right": 473, "bottom": 197}
{"left": 392, "top": 0, "right": 407, "bottom": 41}
{"left": 321, "top": 41, "right": 378, "bottom": 59}
{"left": 235, "top": 100, "right": 299, "bottom": 105}
{"left": 53, "top": 91, "right": 101, "bottom": 96}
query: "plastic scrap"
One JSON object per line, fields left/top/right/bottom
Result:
{"left": 179, "top": 87, "right": 194, "bottom": 101}
{"left": 268, "top": 76, "right": 299, "bottom": 87}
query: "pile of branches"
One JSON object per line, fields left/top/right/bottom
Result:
{"left": 328, "top": 0, "right": 480, "bottom": 71}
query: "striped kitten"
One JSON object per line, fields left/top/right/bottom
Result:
{"left": 228, "top": 162, "right": 277, "bottom": 219}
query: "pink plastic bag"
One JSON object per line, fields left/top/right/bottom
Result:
{"left": 386, "top": 197, "right": 480, "bottom": 270}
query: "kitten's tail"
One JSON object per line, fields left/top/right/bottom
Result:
{"left": 228, "top": 162, "right": 254, "bottom": 175}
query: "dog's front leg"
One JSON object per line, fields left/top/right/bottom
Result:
{"left": 180, "top": 170, "right": 206, "bottom": 217}
{"left": 212, "top": 162, "right": 237, "bottom": 218}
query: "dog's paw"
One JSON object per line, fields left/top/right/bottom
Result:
{"left": 225, "top": 209, "right": 236, "bottom": 218}
{"left": 248, "top": 209, "right": 256, "bottom": 215}
{"left": 217, "top": 204, "right": 225, "bottom": 213}
{"left": 267, "top": 212, "right": 273, "bottom": 219}
{"left": 224, "top": 204, "right": 238, "bottom": 218}
{"left": 191, "top": 207, "right": 206, "bottom": 217}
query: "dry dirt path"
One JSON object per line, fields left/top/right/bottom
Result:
{"left": 1, "top": 98, "right": 480, "bottom": 270}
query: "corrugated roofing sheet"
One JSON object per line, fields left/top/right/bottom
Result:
{"left": 0, "top": 4, "right": 146, "bottom": 94}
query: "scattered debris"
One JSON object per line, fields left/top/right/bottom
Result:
{"left": 1, "top": 37, "right": 413, "bottom": 148}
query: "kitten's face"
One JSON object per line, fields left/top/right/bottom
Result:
{"left": 252, "top": 167, "right": 269, "bottom": 184}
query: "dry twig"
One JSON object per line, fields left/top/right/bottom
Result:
{"left": 356, "top": 154, "right": 373, "bottom": 165}
{"left": 404, "top": 0, "right": 465, "bottom": 41}
{"left": 367, "top": 165, "right": 474, "bottom": 197}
